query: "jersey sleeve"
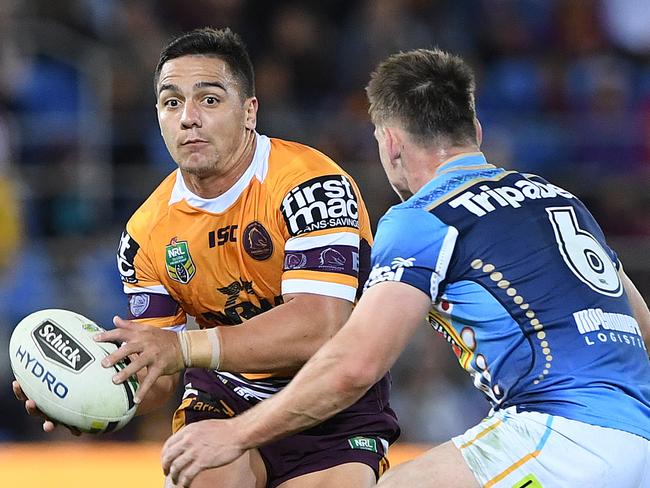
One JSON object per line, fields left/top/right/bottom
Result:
{"left": 365, "top": 207, "right": 458, "bottom": 301}
{"left": 116, "top": 222, "right": 186, "bottom": 329}
{"left": 275, "top": 151, "right": 372, "bottom": 302}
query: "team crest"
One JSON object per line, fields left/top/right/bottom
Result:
{"left": 165, "top": 238, "right": 196, "bottom": 284}
{"left": 243, "top": 221, "right": 273, "bottom": 261}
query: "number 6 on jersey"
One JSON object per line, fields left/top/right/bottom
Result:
{"left": 546, "top": 206, "right": 622, "bottom": 297}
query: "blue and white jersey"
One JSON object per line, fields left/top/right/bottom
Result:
{"left": 367, "top": 152, "right": 650, "bottom": 440}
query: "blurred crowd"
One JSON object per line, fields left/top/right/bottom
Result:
{"left": 1, "top": 0, "right": 649, "bottom": 444}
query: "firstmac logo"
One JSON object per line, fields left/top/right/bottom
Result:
{"left": 32, "top": 321, "right": 94, "bottom": 372}
{"left": 281, "top": 175, "right": 359, "bottom": 236}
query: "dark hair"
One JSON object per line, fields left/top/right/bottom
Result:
{"left": 154, "top": 27, "right": 255, "bottom": 99}
{"left": 366, "top": 48, "right": 477, "bottom": 147}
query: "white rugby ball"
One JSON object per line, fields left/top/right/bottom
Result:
{"left": 9, "top": 309, "right": 139, "bottom": 433}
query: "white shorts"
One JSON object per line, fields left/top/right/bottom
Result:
{"left": 452, "top": 407, "right": 650, "bottom": 487}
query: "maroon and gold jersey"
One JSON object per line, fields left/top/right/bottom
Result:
{"left": 116, "top": 134, "right": 372, "bottom": 397}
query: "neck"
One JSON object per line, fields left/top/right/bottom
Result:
{"left": 405, "top": 144, "right": 480, "bottom": 195}
{"left": 181, "top": 130, "right": 257, "bottom": 199}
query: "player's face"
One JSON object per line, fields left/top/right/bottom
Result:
{"left": 156, "top": 55, "right": 257, "bottom": 177}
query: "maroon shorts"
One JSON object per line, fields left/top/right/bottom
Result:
{"left": 173, "top": 368, "right": 400, "bottom": 488}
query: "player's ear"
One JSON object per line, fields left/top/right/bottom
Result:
{"left": 244, "top": 97, "right": 258, "bottom": 130}
{"left": 475, "top": 117, "right": 483, "bottom": 146}
{"left": 384, "top": 126, "right": 402, "bottom": 165}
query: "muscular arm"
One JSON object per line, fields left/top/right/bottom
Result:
{"left": 161, "top": 281, "right": 431, "bottom": 483}
{"left": 217, "top": 293, "right": 352, "bottom": 373}
{"left": 98, "top": 293, "right": 354, "bottom": 402}
{"left": 232, "top": 281, "right": 430, "bottom": 446}
{"left": 619, "top": 267, "right": 650, "bottom": 349}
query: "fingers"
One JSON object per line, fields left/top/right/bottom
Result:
{"left": 12, "top": 380, "right": 26, "bottom": 401}
{"left": 113, "top": 315, "right": 137, "bottom": 329}
{"left": 25, "top": 399, "right": 41, "bottom": 417}
{"left": 93, "top": 316, "right": 137, "bottom": 344}
{"left": 101, "top": 341, "right": 139, "bottom": 370}
{"left": 162, "top": 430, "right": 186, "bottom": 475}
{"left": 110, "top": 354, "right": 145, "bottom": 385}
{"left": 14, "top": 380, "right": 82, "bottom": 436}
{"left": 133, "top": 365, "right": 161, "bottom": 404}
{"left": 168, "top": 450, "right": 195, "bottom": 487}
{"left": 162, "top": 431, "right": 197, "bottom": 487}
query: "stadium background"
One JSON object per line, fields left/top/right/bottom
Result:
{"left": 1, "top": 0, "right": 649, "bottom": 484}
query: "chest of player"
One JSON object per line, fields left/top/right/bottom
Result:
{"left": 151, "top": 202, "right": 286, "bottom": 326}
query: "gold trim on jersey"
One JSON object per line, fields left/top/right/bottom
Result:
{"left": 425, "top": 171, "right": 515, "bottom": 212}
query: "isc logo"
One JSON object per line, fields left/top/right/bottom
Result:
{"left": 208, "top": 225, "right": 238, "bottom": 248}
{"left": 281, "top": 175, "right": 359, "bottom": 236}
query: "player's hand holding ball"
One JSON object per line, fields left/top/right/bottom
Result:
{"left": 9, "top": 309, "right": 139, "bottom": 434}
{"left": 94, "top": 316, "right": 185, "bottom": 405}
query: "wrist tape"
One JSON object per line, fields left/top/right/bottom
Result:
{"left": 177, "top": 327, "right": 222, "bottom": 370}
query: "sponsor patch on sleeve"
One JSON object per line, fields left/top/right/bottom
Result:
{"left": 364, "top": 257, "right": 416, "bottom": 289}
{"left": 127, "top": 293, "right": 179, "bottom": 319}
{"left": 280, "top": 175, "right": 359, "bottom": 236}
{"left": 117, "top": 231, "right": 140, "bottom": 284}
{"left": 283, "top": 245, "right": 360, "bottom": 276}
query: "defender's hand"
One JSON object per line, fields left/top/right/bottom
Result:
{"left": 161, "top": 419, "right": 245, "bottom": 488}
{"left": 12, "top": 380, "right": 82, "bottom": 436}
{"left": 94, "top": 316, "right": 184, "bottom": 404}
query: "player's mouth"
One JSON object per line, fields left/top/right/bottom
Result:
{"left": 181, "top": 138, "right": 209, "bottom": 146}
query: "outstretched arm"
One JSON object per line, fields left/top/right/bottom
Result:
{"left": 161, "top": 281, "right": 431, "bottom": 487}
{"left": 95, "top": 293, "right": 353, "bottom": 403}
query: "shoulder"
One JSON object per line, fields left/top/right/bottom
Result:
{"left": 266, "top": 137, "right": 356, "bottom": 188}
{"left": 126, "top": 171, "right": 177, "bottom": 240}
{"left": 373, "top": 205, "right": 457, "bottom": 261}
{"left": 377, "top": 205, "right": 445, "bottom": 238}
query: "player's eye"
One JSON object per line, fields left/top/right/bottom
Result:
{"left": 204, "top": 96, "right": 219, "bottom": 105}
{"left": 164, "top": 98, "right": 180, "bottom": 108}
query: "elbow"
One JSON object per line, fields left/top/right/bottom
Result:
{"left": 331, "top": 358, "right": 380, "bottom": 401}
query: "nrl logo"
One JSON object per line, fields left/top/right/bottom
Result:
{"left": 165, "top": 238, "right": 196, "bottom": 284}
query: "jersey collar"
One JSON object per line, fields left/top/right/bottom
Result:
{"left": 168, "top": 132, "right": 271, "bottom": 213}
{"left": 434, "top": 152, "right": 490, "bottom": 177}
{"left": 411, "top": 152, "right": 494, "bottom": 200}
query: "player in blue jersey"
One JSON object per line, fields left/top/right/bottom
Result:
{"left": 131, "top": 49, "right": 650, "bottom": 487}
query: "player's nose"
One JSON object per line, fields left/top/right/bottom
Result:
{"left": 180, "top": 99, "right": 201, "bottom": 129}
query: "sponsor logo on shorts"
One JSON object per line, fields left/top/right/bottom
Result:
{"left": 117, "top": 231, "right": 140, "bottom": 284}
{"left": 364, "top": 257, "right": 415, "bottom": 289}
{"left": 514, "top": 473, "right": 542, "bottom": 488}
{"left": 281, "top": 175, "right": 359, "bottom": 236}
{"left": 32, "top": 320, "right": 94, "bottom": 372}
{"left": 165, "top": 238, "right": 196, "bottom": 284}
{"left": 347, "top": 436, "right": 378, "bottom": 453}
{"left": 242, "top": 221, "right": 273, "bottom": 260}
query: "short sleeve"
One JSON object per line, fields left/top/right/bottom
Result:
{"left": 116, "top": 225, "right": 186, "bottom": 328}
{"left": 365, "top": 207, "right": 459, "bottom": 301}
